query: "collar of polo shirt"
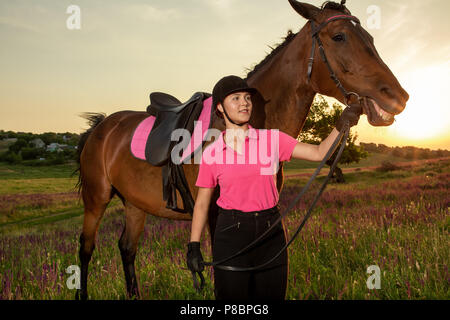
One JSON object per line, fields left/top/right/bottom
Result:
{"left": 219, "top": 124, "right": 258, "bottom": 151}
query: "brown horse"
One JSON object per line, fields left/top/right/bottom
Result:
{"left": 74, "top": 0, "right": 409, "bottom": 300}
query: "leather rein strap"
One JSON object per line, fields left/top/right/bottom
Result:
{"left": 190, "top": 15, "right": 362, "bottom": 290}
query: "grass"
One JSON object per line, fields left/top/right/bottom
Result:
{"left": 283, "top": 152, "right": 442, "bottom": 178}
{"left": 281, "top": 167, "right": 449, "bottom": 299}
{"left": 0, "top": 162, "right": 84, "bottom": 224}
{"left": 285, "top": 152, "right": 409, "bottom": 171}
{"left": 0, "top": 162, "right": 78, "bottom": 180}
{"left": 0, "top": 178, "right": 79, "bottom": 195}
{"left": 0, "top": 156, "right": 448, "bottom": 300}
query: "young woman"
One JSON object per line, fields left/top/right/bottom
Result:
{"left": 187, "top": 75, "right": 361, "bottom": 300}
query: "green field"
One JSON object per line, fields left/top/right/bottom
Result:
{"left": 286, "top": 152, "right": 406, "bottom": 170}
{"left": 0, "top": 154, "right": 448, "bottom": 300}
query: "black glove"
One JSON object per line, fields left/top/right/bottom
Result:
{"left": 187, "top": 242, "right": 204, "bottom": 273}
{"left": 336, "top": 104, "right": 363, "bottom": 132}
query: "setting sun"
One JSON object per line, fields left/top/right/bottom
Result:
{"left": 386, "top": 62, "right": 450, "bottom": 145}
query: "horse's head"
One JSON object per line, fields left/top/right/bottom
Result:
{"left": 288, "top": 0, "right": 409, "bottom": 126}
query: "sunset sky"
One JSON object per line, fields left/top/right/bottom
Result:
{"left": 0, "top": 0, "right": 449, "bottom": 150}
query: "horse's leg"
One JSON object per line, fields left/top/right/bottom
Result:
{"left": 76, "top": 186, "right": 111, "bottom": 300}
{"left": 118, "top": 201, "right": 146, "bottom": 299}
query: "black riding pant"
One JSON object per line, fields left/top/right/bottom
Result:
{"left": 212, "top": 204, "right": 288, "bottom": 300}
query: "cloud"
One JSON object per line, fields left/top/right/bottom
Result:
{"left": 382, "top": 4, "right": 408, "bottom": 36}
{"left": 202, "top": 0, "right": 236, "bottom": 10}
{"left": 0, "top": 2, "right": 51, "bottom": 34}
{"left": 124, "top": 4, "right": 182, "bottom": 22}
{"left": 0, "top": 16, "right": 41, "bottom": 33}
{"left": 366, "top": 0, "right": 450, "bottom": 74}
{"left": 195, "top": 0, "right": 240, "bottom": 19}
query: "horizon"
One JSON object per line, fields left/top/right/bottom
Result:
{"left": 1, "top": 127, "right": 448, "bottom": 152}
{"left": 1, "top": 0, "right": 449, "bottom": 150}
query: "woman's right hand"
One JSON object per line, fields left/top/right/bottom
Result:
{"left": 187, "top": 241, "right": 204, "bottom": 273}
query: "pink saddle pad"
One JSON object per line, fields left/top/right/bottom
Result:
{"left": 130, "top": 96, "right": 213, "bottom": 164}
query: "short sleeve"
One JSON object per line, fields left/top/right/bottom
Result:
{"left": 278, "top": 131, "right": 299, "bottom": 162}
{"left": 195, "top": 154, "right": 217, "bottom": 188}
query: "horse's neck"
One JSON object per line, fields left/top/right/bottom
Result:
{"left": 247, "top": 25, "right": 316, "bottom": 138}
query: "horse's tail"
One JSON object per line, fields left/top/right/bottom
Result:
{"left": 72, "top": 112, "right": 107, "bottom": 196}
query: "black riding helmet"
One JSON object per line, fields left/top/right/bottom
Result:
{"left": 212, "top": 75, "right": 259, "bottom": 126}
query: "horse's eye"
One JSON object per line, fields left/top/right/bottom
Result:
{"left": 332, "top": 33, "right": 346, "bottom": 42}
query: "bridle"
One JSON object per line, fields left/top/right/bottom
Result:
{"left": 189, "top": 14, "right": 363, "bottom": 290}
{"left": 308, "top": 14, "right": 363, "bottom": 105}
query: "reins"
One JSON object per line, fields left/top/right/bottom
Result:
{"left": 189, "top": 14, "right": 363, "bottom": 292}
{"left": 206, "top": 124, "right": 350, "bottom": 272}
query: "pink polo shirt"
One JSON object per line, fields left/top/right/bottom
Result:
{"left": 195, "top": 124, "right": 298, "bottom": 212}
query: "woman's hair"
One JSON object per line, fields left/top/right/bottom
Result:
{"left": 215, "top": 107, "right": 224, "bottom": 120}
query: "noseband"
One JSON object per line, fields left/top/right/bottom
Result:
{"left": 308, "top": 14, "right": 362, "bottom": 105}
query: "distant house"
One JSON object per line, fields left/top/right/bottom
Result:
{"left": 30, "top": 138, "right": 45, "bottom": 149}
{"left": 47, "top": 143, "right": 68, "bottom": 152}
{"left": 3, "top": 138, "right": 18, "bottom": 143}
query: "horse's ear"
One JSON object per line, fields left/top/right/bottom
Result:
{"left": 288, "top": 0, "right": 320, "bottom": 21}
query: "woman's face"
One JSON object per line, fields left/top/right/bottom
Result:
{"left": 218, "top": 91, "right": 252, "bottom": 123}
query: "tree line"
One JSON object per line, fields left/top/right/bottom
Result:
{"left": 0, "top": 130, "right": 80, "bottom": 166}
{"left": 1, "top": 99, "right": 448, "bottom": 168}
{"left": 359, "top": 142, "right": 450, "bottom": 160}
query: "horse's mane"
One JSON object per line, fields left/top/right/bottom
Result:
{"left": 245, "top": 29, "right": 297, "bottom": 80}
{"left": 245, "top": 1, "right": 350, "bottom": 80}
{"left": 320, "top": 1, "right": 350, "bottom": 14}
